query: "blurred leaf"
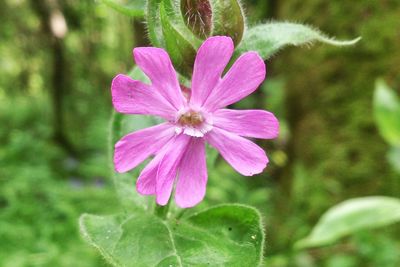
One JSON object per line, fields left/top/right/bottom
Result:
{"left": 235, "top": 22, "right": 361, "bottom": 60}
{"left": 127, "top": 65, "right": 150, "bottom": 83}
{"left": 80, "top": 204, "right": 264, "bottom": 266}
{"left": 100, "top": 0, "right": 146, "bottom": 17}
{"left": 295, "top": 196, "right": 400, "bottom": 249}
{"left": 206, "top": 144, "right": 219, "bottom": 168}
{"left": 387, "top": 147, "right": 400, "bottom": 174}
{"left": 373, "top": 79, "right": 400, "bottom": 147}
{"left": 211, "top": 0, "right": 245, "bottom": 46}
{"left": 326, "top": 254, "right": 358, "bottom": 267}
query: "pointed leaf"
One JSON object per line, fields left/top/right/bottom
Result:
{"left": 295, "top": 196, "right": 400, "bottom": 249}
{"left": 80, "top": 204, "right": 265, "bottom": 266}
{"left": 236, "top": 22, "right": 361, "bottom": 60}
{"left": 373, "top": 79, "right": 400, "bottom": 146}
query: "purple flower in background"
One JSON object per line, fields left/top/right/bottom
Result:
{"left": 112, "top": 36, "right": 279, "bottom": 208}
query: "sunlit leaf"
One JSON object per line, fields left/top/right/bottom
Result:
{"left": 373, "top": 79, "right": 400, "bottom": 147}
{"left": 100, "top": 0, "right": 145, "bottom": 17}
{"left": 387, "top": 146, "right": 400, "bottom": 174}
{"left": 236, "top": 22, "right": 361, "bottom": 60}
{"left": 80, "top": 204, "right": 265, "bottom": 266}
{"left": 295, "top": 196, "right": 400, "bottom": 249}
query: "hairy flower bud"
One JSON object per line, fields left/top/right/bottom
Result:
{"left": 181, "top": 0, "right": 212, "bottom": 39}
{"left": 148, "top": 0, "right": 245, "bottom": 78}
{"left": 181, "top": 0, "right": 245, "bottom": 45}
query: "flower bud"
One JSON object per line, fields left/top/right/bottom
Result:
{"left": 181, "top": 0, "right": 245, "bottom": 46}
{"left": 181, "top": 0, "right": 212, "bottom": 39}
{"left": 155, "top": 0, "right": 245, "bottom": 78}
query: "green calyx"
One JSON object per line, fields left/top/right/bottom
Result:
{"left": 147, "top": 0, "right": 245, "bottom": 77}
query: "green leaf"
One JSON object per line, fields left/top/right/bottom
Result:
{"left": 80, "top": 213, "right": 181, "bottom": 266}
{"left": 100, "top": 0, "right": 146, "bottom": 17}
{"left": 373, "top": 79, "right": 400, "bottom": 147}
{"left": 206, "top": 144, "right": 219, "bottom": 168}
{"left": 388, "top": 146, "right": 400, "bottom": 174}
{"left": 146, "top": 0, "right": 164, "bottom": 47}
{"left": 147, "top": 0, "right": 201, "bottom": 76}
{"left": 80, "top": 204, "right": 265, "bottom": 266}
{"left": 159, "top": 0, "right": 200, "bottom": 77}
{"left": 211, "top": 0, "right": 245, "bottom": 46}
{"left": 295, "top": 196, "right": 400, "bottom": 249}
{"left": 236, "top": 22, "right": 361, "bottom": 60}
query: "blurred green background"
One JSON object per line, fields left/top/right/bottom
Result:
{"left": 0, "top": 0, "right": 399, "bottom": 266}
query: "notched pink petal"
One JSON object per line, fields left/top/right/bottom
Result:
{"left": 213, "top": 109, "right": 279, "bottom": 139}
{"left": 113, "top": 123, "right": 175, "bottom": 173}
{"left": 133, "top": 47, "right": 185, "bottom": 109}
{"left": 190, "top": 36, "right": 234, "bottom": 107}
{"left": 156, "top": 134, "right": 191, "bottom": 206}
{"left": 205, "top": 128, "right": 268, "bottom": 176}
{"left": 203, "top": 51, "right": 266, "bottom": 111}
{"left": 111, "top": 74, "right": 176, "bottom": 120}
{"left": 175, "top": 138, "right": 207, "bottom": 208}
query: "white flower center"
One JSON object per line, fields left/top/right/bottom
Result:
{"left": 178, "top": 110, "right": 204, "bottom": 127}
{"left": 175, "top": 108, "right": 213, "bottom": 137}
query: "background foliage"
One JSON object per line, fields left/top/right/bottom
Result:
{"left": 0, "top": 0, "right": 399, "bottom": 266}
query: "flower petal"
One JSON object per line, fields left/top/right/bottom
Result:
{"left": 136, "top": 156, "right": 159, "bottom": 195}
{"left": 205, "top": 128, "right": 268, "bottom": 176}
{"left": 190, "top": 36, "right": 234, "bottom": 107}
{"left": 111, "top": 74, "right": 177, "bottom": 120}
{"left": 136, "top": 141, "right": 171, "bottom": 195}
{"left": 156, "top": 134, "right": 191, "bottom": 206}
{"left": 133, "top": 47, "right": 186, "bottom": 110}
{"left": 175, "top": 138, "right": 207, "bottom": 208}
{"left": 213, "top": 109, "right": 279, "bottom": 139}
{"left": 203, "top": 52, "right": 266, "bottom": 111}
{"left": 114, "top": 123, "right": 175, "bottom": 173}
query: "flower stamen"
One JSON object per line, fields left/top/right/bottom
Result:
{"left": 178, "top": 110, "right": 204, "bottom": 126}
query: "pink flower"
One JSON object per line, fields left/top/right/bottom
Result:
{"left": 112, "top": 36, "right": 279, "bottom": 208}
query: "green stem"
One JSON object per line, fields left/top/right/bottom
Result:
{"left": 154, "top": 200, "right": 171, "bottom": 220}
